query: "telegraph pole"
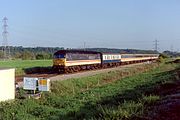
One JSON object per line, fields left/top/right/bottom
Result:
{"left": 2, "top": 17, "right": 10, "bottom": 59}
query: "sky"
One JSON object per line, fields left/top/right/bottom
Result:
{"left": 0, "top": 0, "right": 180, "bottom": 51}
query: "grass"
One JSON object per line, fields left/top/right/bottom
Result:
{"left": 0, "top": 60, "right": 52, "bottom": 75}
{"left": 0, "top": 61, "right": 180, "bottom": 120}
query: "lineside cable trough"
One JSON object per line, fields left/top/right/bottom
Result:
{"left": 19, "top": 77, "right": 51, "bottom": 99}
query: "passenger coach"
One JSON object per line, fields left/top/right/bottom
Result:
{"left": 101, "top": 53, "right": 121, "bottom": 67}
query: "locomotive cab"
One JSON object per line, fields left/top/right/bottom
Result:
{"left": 53, "top": 53, "right": 66, "bottom": 66}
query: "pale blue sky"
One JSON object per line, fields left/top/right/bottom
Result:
{"left": 0, "top": 0, "right": 180, "bottom": 51}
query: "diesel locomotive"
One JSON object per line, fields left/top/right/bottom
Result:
{"left": 53, "top": 50, "right": 159, "bottom": 73}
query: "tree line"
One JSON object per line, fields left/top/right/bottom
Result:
{"left": 1, "top": 46, "right": 177, "bottom": 60}
{"left": 0, "top": 46, "right": 64, "bottom": 60}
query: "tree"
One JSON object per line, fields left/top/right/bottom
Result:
{"left": 21, "top": 51, "right": 35, "bottom": 60}
{"left": 14, "top": 52, "right": 22, "bottom": 59}
{"left": 0, "top": 51, "right": 3, "bottom": 59}
{"left": 36, "top": 53, "right": 53, "bottom": 60}
{"left": 36, "top": 54, "right": 44, "bottom": 59}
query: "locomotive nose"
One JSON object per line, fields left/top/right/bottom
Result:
{"left": 53, "top": 58, "right": 66, "bottom": 66}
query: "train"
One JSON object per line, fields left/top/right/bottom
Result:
{"left": 53, "top": 50, "right": 159, "bottom": 73}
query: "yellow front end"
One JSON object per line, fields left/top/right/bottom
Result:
{"left": 53, "top": 58, "right": 66, "bottom": 66}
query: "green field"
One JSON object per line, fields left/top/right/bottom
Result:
{"left": 0, "top": 60, "right": 52, "bottom": 75}
{"left": 0, "top": 61, "right": 179, "bottom": 119}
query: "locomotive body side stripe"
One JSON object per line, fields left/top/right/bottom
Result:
{"left": 102, "top": 59, "right": 121, "bottom": 63}
{"left": 66, "top": 59, "right": 101, "bottom": 66}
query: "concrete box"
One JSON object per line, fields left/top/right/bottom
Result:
{"left": 0, "top": 68, "right": 15, "bottom": 102}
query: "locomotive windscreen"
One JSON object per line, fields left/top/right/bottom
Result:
{"left": 66, "top": 53, "right": 100, "bottom": 61}
{"left": 54, "top": 54, "right": 65, "bottom": 58}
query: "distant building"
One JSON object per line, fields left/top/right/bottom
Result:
{"left": 0, "top": 68, "right": 15, "bottom": 102}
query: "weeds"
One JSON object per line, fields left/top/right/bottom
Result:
{"left": 0, "top": 62, "right": 179, "bottom": 120}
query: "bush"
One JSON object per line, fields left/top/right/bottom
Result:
{"left": 157, "top": 53, "right": 169, "bottom": 63}
{"left": 159, "top": 53, "right": 169, "bottom": 59}
{"left": 21, "top": 51, "right": 35, "bottom": 60}
{"left": 157, "top": 56, "right": 164, "bottom": 63}
{"left": 36, "top": 53, "right": 52, "bottom": 60}
{"left": 24, "top": 66, "right": 52, "bottom": 74}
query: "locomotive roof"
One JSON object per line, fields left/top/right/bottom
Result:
{"left": 101, "top": 52, "right": 120, "bottom": 55}
{"left": 121, "top": 54, "right": 159, "bottom": 56}
{"left": 54, "top": 50, "right": 101, "bottom": 55}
